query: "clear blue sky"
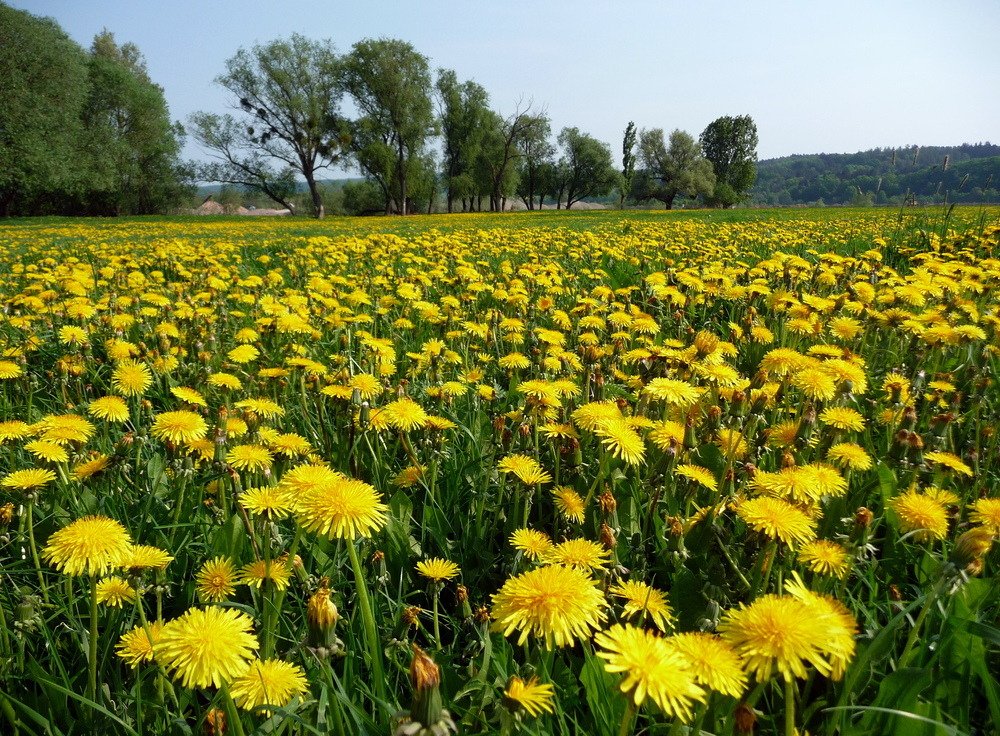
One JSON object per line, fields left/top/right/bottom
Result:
{"left": 11, "top": 0, "right": 1000, "bottom": 168}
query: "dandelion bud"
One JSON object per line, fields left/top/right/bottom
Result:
{"left": 0, "top": 502, "right": 15, "bottom": 526}
{"left": 694, "top": 330, "right": 718, "bottom": 356}
{"left": 951, "top": 528, "right": 993, "bottom": 568}
{"left": 598, "top": 489, "right": 617, "bottom": 514}
{"left": 402, "top": 606, "right": 421, "bottom": 628}
{"left": 889, "top": 584, "right": 902, "bottom": 601}
{"left": 781, "top": 451, "right": 796, "bottom": 469}
{"left": 394, "top": 645, "right": 457, "bottom": 736}
{"left": 359, "top": 400, "right": 371, "bottom": 427}
{"left": 456, "top": 584, "right": 473, "bottom": 620}
{"left": 734, "top": 702, "right": 757, "bottom": 734}
{"left": 474, "top": 605, "right": 490, "bottom": 624}
{"left": 666, "top": 515, "right": 684, "bottom": 537}
{"left": 599, "top": 523, "right": 616, "bottom": 550}
{"left": 203, "top": 707, "right": 226, "bottom": 735}
{"left": 966, "top": 558, "right": 985, "bottom": 576}
{"left": 307, "top": 578, "right": 339, "bottom": 648}
{"left": 855, "top": 506, "right": 874, "bottom": 529}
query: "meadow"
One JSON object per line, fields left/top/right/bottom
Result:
{"left": 0, "top": 206, "right": 998, "bottom": 736}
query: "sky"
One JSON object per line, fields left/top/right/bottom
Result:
{"left": 10, "top": 0, "right": 1000, "bottom": 170}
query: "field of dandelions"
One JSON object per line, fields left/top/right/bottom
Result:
{"left": 1, "top": 207, "right": 999, "bottom": 736}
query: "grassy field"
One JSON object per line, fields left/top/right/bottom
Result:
{"left": 1, "top": 206, "right": 999, "bottom": 736}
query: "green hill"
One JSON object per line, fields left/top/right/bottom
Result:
{"left": 752, "top": 143, "right": 1000, "bottom": 205}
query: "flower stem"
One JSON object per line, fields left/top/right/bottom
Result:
{"left": 898, "top": 574, "right": 947, "bottom": 669}
{"left": 784, "top": 677, "right": 796, "bottom": 736}
{"left": 26, "top": 501, "right": 49, "bottom": 605}
{"left": 88, "top": 576, "right": 99, "bottom": 705}
{"left": 346, "top": 541, "right": 388, "bottom": 714}
{"left": 220, "top": 683, "right": 246, "bottom": 736}
{"left": 619, "top": 698, "right": 638, "bottom": 736}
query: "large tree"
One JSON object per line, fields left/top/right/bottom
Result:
{"left": 619, "top": 121, "right": 637, "bottom": 209}
{"left": 475, "top": 101, "right": 536, "bottom": 212}
{"left": 0, "top": 5, "right": 90, "bottom": 215}
{"left": 83, "top": 31, "right": 187, "bottom": 215}
{"left": 555, "top": 127, "right": 618, "bottom": 209}
{"left": 515, "top": 114, "right": 553, "bottom": 210}
{"left": 191, "top": 34, "right": 344, "bottom": 218}
{"left": 700, "top": 114, "right": 758, "bottom": 207}
{"left": 343, "top": 38, "right": 435, "bottom": 215}
{"left": 635, "top": 128, "right": 715, "bottom": 209}
{"left": 436, "top": 69, "right": 490, "bottom": 213}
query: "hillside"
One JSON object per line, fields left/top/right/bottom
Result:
{"left": 752, "top": 143, "right": 1000, "bottom": 205}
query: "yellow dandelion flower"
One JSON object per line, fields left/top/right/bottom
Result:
{"left": 969, "top": 497, "right": 1000, "bottom": 534}
{"left": 923, "top": 451, "right": 973, "bottom": 477}
{"left": 610, "top": 580, "right": 673, "bottom": 632}
{"left": 595, "top": 419, "right": 646, "bottom": 466}
{"left": 227, "top": 344, "right": 259, "bottom": 364}
{"left": 503, "top": 676, "right": 555, "bottom": 717}
{"left": 643, "top": 379, "right": 702, "bottom": 407}
{"left": 0, "top": 420, "right": 32, "bottom": 443}
{"left": 112, "top": 359, "right": 152, "bottom": 397}
{"left": 88, "top": 396, "right": 130, "bottom": 423}
{"left": 154, "top": 607, "right": 258, "bottom": 689}
{"left": 416, "top": 557, "right": 460, "bottom": 582}
{"left": 382, "top": 398, "right": 429, "bottom": 432}
{"left": 783, "top": 574, "right": 857, "bottom": 680}
{"left": 239, "top": 486, "right": 294, "bottom": 519}
{"left": 792, "top": 368, "right": 838, "bottom": 402}
{"left": 2, "top": 467, "right": 57, "bottom": 490}
{"left": 240, "top": 558, "right": 291, "bottom": 591}
{"left": 171, "top": 386, "right": 207, "bottom": 407}
{"left": 675, "top": 464, "right": 718, "bottom": 492}
{"left": 0, "top": 360, "right": 23, "bottom": 379}
{"left": 497, "top": 454, "right": 552, "bottom": 486}
{"left": 553, "top": 486, "right": 586, "bottom": 523}
{"left": 116, "top": 621, "right": 163, "bottom": 668}
{"left": 197, "top": 556, "right": 237, "bottom": 603}
{"left": 226, "top": 444, "right": 273, "bottom": 472}
{"left": 491, "top": 564, "right": 607, "bottom": 648}
{"left": 208, "top": 372, "right": 243, "bottom": 390}
{"left": 595, "top": 624, "right": 705, "bottom": 721}
{"left": 122, "top": 544, "right": 173, "bottom": 570}
{"left": 151, "top": 411, "right": 208, "bottom": 444}
{"left": 736, "top": 497, "right": 817, "bottom": 548}
{"left": 292, "top": 472, "right": 388, "bottom": 540}
{"left": 42, "top": 515, "right": 132, "bottom": 576}
{"left": 797, "top": 540, "right": 851, "bottom": 578}
{"left": 229, "top": 658, "right": 308, "bottom": 713}
{"left": 510, "top": 528, "right": 554, "bottom": 560}
{"left": 826, "top": 442, "right": 872, "bottom": 471}
{"left": 96, "top": 576, "right": 136, "bottom": 607}
{"left": 889, "top": 490, "right": 948, "bottom": 541}
{"left": 543, "top": 538, "right": 611, "bottom": 571}
{"left": 819, "top": 406, "right": 865, "bottom": 432}
{"left": 665, "top": 632, "right": 747, "bottom": 698}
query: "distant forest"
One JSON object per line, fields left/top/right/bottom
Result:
{"left": 752, "top": 143, "right": 1000, "bottom": 206}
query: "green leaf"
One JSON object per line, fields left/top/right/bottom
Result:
{"left": 579, "top": 648, "right": 625, "bottom": 736}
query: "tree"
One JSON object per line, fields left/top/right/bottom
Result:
{"left": 476, "top": 101, "right": 536, "bottom": 211}
{"left": 343, "top": 38, "right": 435, "bottom": 215}
{"left": 515, "top": 114, "right": 553, "bottom": 210}
{"left": 436, "top": 69, "right": 490, "bottom": 213}
{"left": 191, "top": 34, "right": 344, "bottom": 218}
{"left": 700, "top": 115, "right": 758, "bottom": 207}
{"left": 83, "top": 31, "right": 188, "bottom": 215}
{"left": 555, "top": 127, "right": 618, "bottom": 209}
{"left": 635, "top": 128, "right": 715, "bottom": 209}
{"left": 620, "top": 121, "right": 637, "bottom": 209}
{"left": 0, "top": 4, "right": 90, "bottom": 215}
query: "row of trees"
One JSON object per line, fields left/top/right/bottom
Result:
{"left": 192, "top": 35, "right": 759, "bottom": 217}
{"left": 0, "top": 4, "right": 190, "bottom": 216}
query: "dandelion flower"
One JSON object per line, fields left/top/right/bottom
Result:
{"left": 25, "top": 440, "right": 70, "bottom": 463}
{"left": 239, "top": 486, "right": 294, "bottom": 519}
{"left": 595, "top": 419, "right": 646, "bottom": 466}
{"left": 643, "top": 379, "right": 702, "bottom": 407}
{"left": 88, "top": 396, "right": 130, "bottom": 423}
{"left": 151, "top": 411, "right": 208, "bottom": 444}
{"left": 0, "top": 420, "right": 32, "bottom": 443}
{"left": 719, "top": 594, "right": 840, "bottom": 682}
{"left": 797, "top": 540, "right": 851, "bottom": 578}
{"left": 226, "top": 444, "right": 273, "bottom": 472}
{"left": 2, "top": 467, "right": 57, "bottom": 491}
{"left": 491, "top": 565, "right": 607, "bottom": 648}
{"left": 675, "top": 464, "right": 718, "bottom": 492}
{"left": 227, "top": 344, "right": 259, "bottom": 364}
{"left": 665, "top": 632, "right": 747, "bottom": 698}
{"left": 610, "top": 580, "right": 673, "bottom": 632}
{"left": 923, "top": 451, "right": 973, "bottom": 477}
{"left": 543, "top": 538, "right": 611, "bottom": 571}
{"left": 594, "top": 624, "right": 705, "bottom": 721}
{"left": 229, "top": 658, "right": 308, "bottom": 713}
{"left": 96, "top": 576, "right": 136, "bottom": 607}
{"left": 155, "top": 607, "right": 258, "bottom": 689}
{"left": 889, "top": 490, "right": 948, "bottom": 541}
{"left": 819, "top": 406, "right": 865, "bottom": 432}
{"left": 970, "top": 497, "right": 1000, "bottom": 534}
{"left": 122, "top": 544, "right": 173, "bottom": 571}
{"left": 826, "top": 442, "right": 872, "bottom": 471}
{"left": 240, "top": 558, "right": 291, "bottom": 591}
{"left": 497, "top": 454, "right": 552, "bottom": 486}
{"left": 42, "top": 515, "right": 131, "bottom": 577}
{"left": 416, "top": 558, "right": 460, "bottom": 582}
{"left": 504, "top": 676, "right": 555, "bottom": 717}
{"left": 171, "top": 386, "right": 207, "bottom": 407}
{"left": 116, "top": 622, "right": 162, "bottom": 668}
{"left": 0, "top": 360, "right": 23, "bottom": 379}
{"left": 736, "top": 497, "right": 816, "bottom": 548}
{"left": 293, "top": 472, "right": 388, "bottom": 540}
{"left": 792, "top": 368, "right": 837, "bottom": 402}
{"left": 382, "top": 398, "right": 429, "bottom": 432}
{"left": 783, "top": 574, "right": 857, "bottom": 679}
{"left": 510, "top": 528, "right": 554, "bottom": 560}
{"left": 112, "top": 359, "right": 152, "bottom": 397}
{"left": 197, "top": 556, "right": 237, "bottom": 603}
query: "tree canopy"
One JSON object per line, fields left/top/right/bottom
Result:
{"left": 700, "top": 114, "right": 758, "bottom": 207}
{"left": 633, "top": 128, "right": 716, "bottom": 209}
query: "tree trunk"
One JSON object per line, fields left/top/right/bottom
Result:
{"left": 447, "top": 193, "right": 453, "bottom": 214}
{"left": 397, "top": 140, "right": 407, "bottom": 215}
{"left": 305, "top": 173, "right": 325, "bottom": 219}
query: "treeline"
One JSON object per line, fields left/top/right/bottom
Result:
{"left": 753, "top": 143, "right": 1000, "bottom": 206}
{"left": 191, "top": 35, "right": 759, "bottom": 217}
{"left": 0, "top": 3, "right": 190, "bottom": 216}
